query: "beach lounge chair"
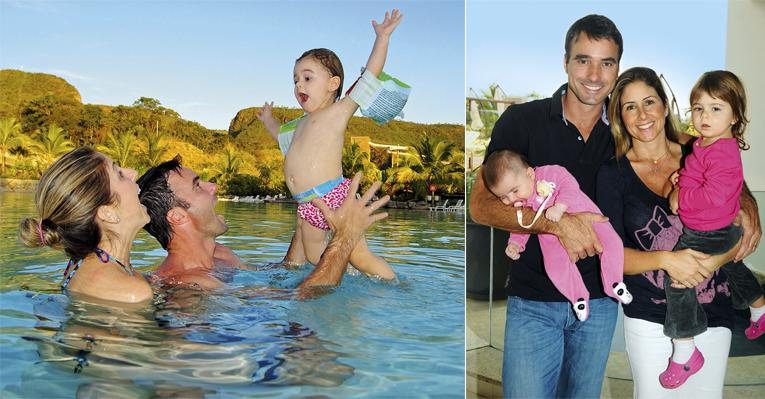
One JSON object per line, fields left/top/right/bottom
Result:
{"left": 446, "top": 199, "right": 464, "bottom": 212}
{"left": 430, "top": 199, "right": 449, "bottom": 211}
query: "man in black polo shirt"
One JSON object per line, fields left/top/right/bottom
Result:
{"left": 469, "top": 15, "right": 622, "bottom": 398}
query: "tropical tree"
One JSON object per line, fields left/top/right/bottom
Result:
{"left": 342, "top": 142, "right": 381, "bottom": 190}
{"left": 133, "top": 97, "right": 162, "bottom": 111}
{"left": 257, "top": 158, "right": 290, "bottom": 195}
{"left": 20, "top": 95, "right": 83, "bottom": 142}
{"left": 140, "top": 126, "right": 168, "bottom": 168}
{"left": 78, "top": 104, "right": 107, "bottom": 144}
{"left": 342, "top": 143, "right": 368, "bottom": 175}
{"left": 257, "top": 163, "right": 274, "bottom": 184}
{"left": 98, "top": 129, "right": 138, "bottom": 168}
{"left": 385, "top": 134, "right": 464, "bottom": 200}
{"left": 29, "top": 124, "right": 74, "bottom": 168}
{"left": 209, "top": 144, "right": 242, "bottom": 193}
{"left": 0, "top": 117, "right": 23, "bottom": 175}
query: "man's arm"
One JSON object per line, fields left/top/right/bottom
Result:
{"left": 297, "top": 173, "right": 389, "bottom": 298}
{"left": 735, "top": 182, "right": 761, "bottom": 261}
{"left": 470, "top": 167, "right": 606, "bottom": 261}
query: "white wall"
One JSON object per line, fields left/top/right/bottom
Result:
{"left": 727, "top": 0, "right": 765, "bottom": 273}
{"left": 728, "top": 0, "right": 765, "bottom": 190}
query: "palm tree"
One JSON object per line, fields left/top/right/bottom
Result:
{"left": 141, "top": 127, "right": 168, "bottom": 167}
{"left": 256, "top": 163, "right": 272, "bottom": 182}
{"left": 209, "top": 144, "right": 242, "bottom": 193}
{"left": 29, "top": 124, "right": 74, "bottom": 168}
{"left": 98, "top": 129, "right": 137, "bottom": 168}
{"left": 342, "top": 142, "right": 369, "bottom": 176}
{"left": 342, "top": 142, "right": 382, "bottom": 190}
{"left": 385, "top": 134, "right": 464, "bottom": 199}
{"left": 0, "top": 117, "right": 23, "bottom": 175}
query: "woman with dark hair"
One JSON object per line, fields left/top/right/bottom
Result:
{"left": 19, "top": 147, "right": 153, "bottom": 303}
{"left": 597, "top": 67, "right": 747, "bottom": 397}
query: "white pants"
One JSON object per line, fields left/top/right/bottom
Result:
{"left": 624, "top": 315, "right": 731, "bottom": 399}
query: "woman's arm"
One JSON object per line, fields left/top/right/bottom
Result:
{"left": 699, "top": 236, "right": 741, "bottom": 273}
{"left": 735, "top": 182, "right": 761, "bottom": 261}
{"left": 623, "top": 244, "right": 741, "bottom": 289}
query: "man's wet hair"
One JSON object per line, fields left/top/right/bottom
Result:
{"left": 565, "top": 14, "right": 623, "bottom": 62}
{"left": 137, "top": 156, "right": 189, "bottom": 249}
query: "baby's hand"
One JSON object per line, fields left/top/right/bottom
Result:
{"left": 669, "top": 171, "right": 680, "bottom": 185}
{"left": 668, "top": 187, "right": 680, "bottom": 214}
{"left": 545, "top": 203, "right": 566, "bottom": 222}
{"left": 372, "top": 9, "right": 403, "bottom": 38}
{"left": 506, "top": 243, "right": 522, "bottom": 260}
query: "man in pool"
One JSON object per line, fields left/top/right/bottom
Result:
{"left": 137, "top": 157, "right": 389, "bottom": 295}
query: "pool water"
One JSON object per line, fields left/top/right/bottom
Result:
{"left": 0, "top": 192, "right": 465, "bottom": 398}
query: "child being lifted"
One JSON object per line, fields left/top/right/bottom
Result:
{"left": 258, "top": 10, "right": 407, "bottom": 280}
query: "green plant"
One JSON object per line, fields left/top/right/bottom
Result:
{"left": 0, "top": 117, "right": 23, "bottom": 175}
{"left": 385, "top": 134, "right": 464, "bottom": 200}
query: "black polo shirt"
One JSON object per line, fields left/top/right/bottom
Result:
{"left": 485, "top": 84, "right": 615, "bottom": 302}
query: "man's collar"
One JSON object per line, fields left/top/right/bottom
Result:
{"left": 552, "top": 83, "right": 610, "bottom": 127}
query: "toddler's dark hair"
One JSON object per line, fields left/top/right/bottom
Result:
{"left": 297, "top": 48, "right": 344, "bottom": 101}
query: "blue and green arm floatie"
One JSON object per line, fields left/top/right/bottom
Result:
{"left": 277, "top": 116, "right": 303, "bottom": 156}
{"left": 347, "top": 69, "right": 410, "bottom": 124}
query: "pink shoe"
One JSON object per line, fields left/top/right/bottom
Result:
{"left": 659, "top": 348, "right": 704, "bottom": 389}
{"left": 745, "top": 312, "right": 765, "bottom": 340}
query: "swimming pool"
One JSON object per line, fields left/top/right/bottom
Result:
{"left": 0, "top": 192, "right": 465, "bottom": 397}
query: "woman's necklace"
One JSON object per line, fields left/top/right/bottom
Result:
{"left": 635, "top": 144, "right": 670, "bottom": 174}
{"left": 61, "top": 248, "right": 135, "bottom": 290}
{"left": 94, "top": 247, "right": 134, "bottom": 276}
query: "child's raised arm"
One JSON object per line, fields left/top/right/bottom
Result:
{"left": 365, "top": 9, "right": 403, "bottom": 77}
{"left": 315, "top": 9, "right": 403, "bottom": 132}
{"left": 331, "top": 9, "right": 403, "bottom": 120}
{"left": 257, "top": 101, "right": 280, "bottom": 141}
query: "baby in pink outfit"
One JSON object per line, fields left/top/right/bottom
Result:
{"left": 482, "top": 149, "right": 633, "bottom": 320}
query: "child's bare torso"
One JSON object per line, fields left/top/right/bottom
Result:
{"left": 283, "top": 107, "right": 346, "bottom": 195}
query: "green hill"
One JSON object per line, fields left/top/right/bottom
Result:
{"left": 2, "top": 69, "right": 463, "bottom": 152}
{"left": 0, "top": 69, "right": 82, "bottom": 118}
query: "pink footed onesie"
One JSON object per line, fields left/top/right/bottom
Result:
{"left": 509, "top": 165, "right": 629, "bottom": 315}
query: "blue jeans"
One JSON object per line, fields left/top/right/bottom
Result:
{"left": 502, "top": 296, "right": 617, "bottom": 398}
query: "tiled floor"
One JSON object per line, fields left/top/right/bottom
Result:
{"left": 466, "top": 297, "right": 765, "bottom": 398}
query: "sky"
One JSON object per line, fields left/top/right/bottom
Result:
{"left": 467, "top": 0, "right": 727, "bottom": 121}
{"left": 0, "top": 0, "right": 465, "bottom": 129}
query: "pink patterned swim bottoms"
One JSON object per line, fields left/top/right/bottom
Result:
{"left": 297, "top": 178, "right": 351, "bottom": 230}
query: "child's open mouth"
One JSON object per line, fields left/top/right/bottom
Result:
{"left": 298, "top": 93, "right": 308, "bottom": 103}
